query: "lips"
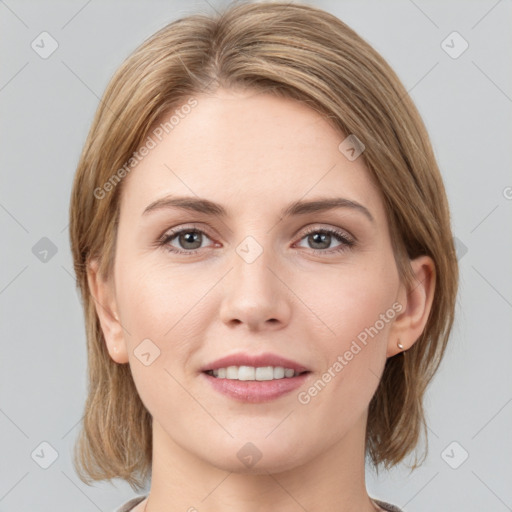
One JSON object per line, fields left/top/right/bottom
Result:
{"left": 200, "top": 352, "right": 310, "bottom": 374}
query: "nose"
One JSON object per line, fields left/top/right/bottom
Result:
{"left": 219, "top": 241, "right": 292, "bottom": 332}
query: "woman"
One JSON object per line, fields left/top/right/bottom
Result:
{"left": 69, "top": 2, "right": 458, "bottom": 511}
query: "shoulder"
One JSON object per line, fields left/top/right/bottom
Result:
{"left": 114, "top": 495, "right": 402, "bottom": 512}
{"left": 114, "top": 495, "right": 147, "bottom": 512}
{"left": 372, "top": 498, "right": 405, "bottom": 512}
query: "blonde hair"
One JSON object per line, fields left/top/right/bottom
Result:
{"left": 70, "top": 0, "right": 458, "bottom": 490}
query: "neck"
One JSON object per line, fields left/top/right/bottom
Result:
{"left": 142, "top": 412, "right": 379, "bottom": 512}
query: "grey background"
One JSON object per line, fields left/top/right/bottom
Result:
{"left": 1, "top": 0, "right": 511, "bottom": 511}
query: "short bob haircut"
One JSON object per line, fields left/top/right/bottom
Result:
{"left": 70, "top": 0, "right": 458, "bottom": 491}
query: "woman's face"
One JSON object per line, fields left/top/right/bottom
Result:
{"left": 101, "top": 88, "right": 411, "bottom": 473}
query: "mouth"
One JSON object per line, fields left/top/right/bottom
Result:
{"left": 203, "top": 366, "right": 310, "bottom": 381}
{"left": 200, "top": 352, "right": 312, "bottom": 403}
{"left": 200, "top": 351, "right": 310, "bottom": 378}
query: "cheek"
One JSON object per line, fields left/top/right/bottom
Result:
{"left": 112, "top": 257, "right": 183, "bottom": 375}
{"left": 310, "top": 259, "right": 399, "bottom": 345}
{"left": 115, "top": 255, "right": 205, "bottom": 340}
{"left": 113, "top": 260, "right": 195, "bottom": 417}
{"left": 300, "top": 260, "right": 398, "bottom": 405}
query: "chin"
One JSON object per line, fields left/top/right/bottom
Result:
{"left": 213, "top": 455, "right": 303, "bottom": 476}
{"left": 203, "top": 438, "right": 308, "bottom": 475}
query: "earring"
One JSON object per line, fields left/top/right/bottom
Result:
{"left": 397, "top": 340, "right": 404, "bottom": 350}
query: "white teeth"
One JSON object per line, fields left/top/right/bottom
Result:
{"left": 208, "top": 365, "right": 302, "bottom": 380}
{"left": 273, "top": 366, "right": 285, "bottom": 379}
{"left": 256, "top": 366, "right": 275, "bottom": 381}
{"left": 226, "top": 366, "right": 238, "bottom": 379}
{"left": 238, "top": 366, "right": 255, "bottom": 380}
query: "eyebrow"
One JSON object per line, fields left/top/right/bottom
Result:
{"left": 142, "top": 195, "right": 374, "bottom": 222}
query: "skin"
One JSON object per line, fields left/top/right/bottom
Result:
{"left": 88, "top": 88, "right": 435, "bottom": 512}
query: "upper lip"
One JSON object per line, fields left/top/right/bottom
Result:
{"left": 201, "top": 352, "right": 310, "bottom": 373}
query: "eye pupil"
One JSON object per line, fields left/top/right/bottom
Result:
{"left": 180, "top": 231, "right": 202, "bottom": 249}
{"left": 309, "top": 232, "right": 330, "bottom": 249}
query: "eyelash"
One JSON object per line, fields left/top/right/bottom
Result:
{"left": 156, "top": 224, "right": 356, "bottom": 256}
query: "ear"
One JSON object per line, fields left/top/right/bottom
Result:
{"left": 87, "top": 259, "right": 129, "bottom": 364}
{"left": 387, "top": 255, "right": 436, "bottom": 357}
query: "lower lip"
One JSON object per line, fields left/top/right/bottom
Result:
{"left": 201, "top": 372, "right": 311, "bottom": 403}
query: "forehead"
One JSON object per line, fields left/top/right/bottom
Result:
{"left": 120, "top": 89, "right": 384, "bottom": 221}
